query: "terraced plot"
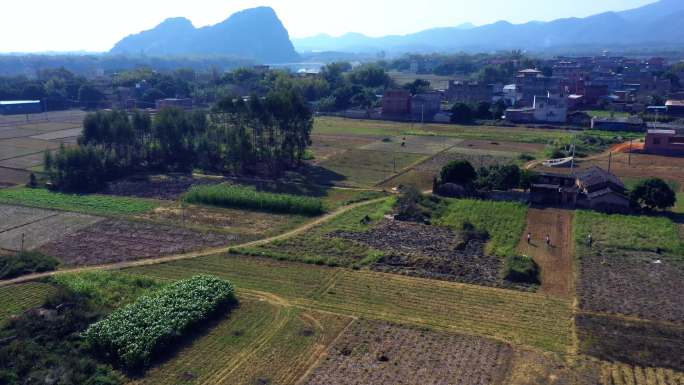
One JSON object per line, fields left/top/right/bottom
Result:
{"left": 600, "top": 362, "right": 684, "bottom": 385}
{"left": 304, "top": 319, "right": 513, "bottom": 385}
{"left": 125, "top": 255, "right": 573, "bottom": 353}
{"left": 0, "top": 282, "right": 56, "bottom": 325}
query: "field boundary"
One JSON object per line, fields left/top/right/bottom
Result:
{"left": 0, "top": 197, "right": 390, "bottom": 287}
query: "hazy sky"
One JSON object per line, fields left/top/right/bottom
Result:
{"left": 0, "top": 0, "right": 658, "bottom": 52}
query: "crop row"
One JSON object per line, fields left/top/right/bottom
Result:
{"left": 184, "top": 184, "right": 324, "bottom": 216}
{"left": 84, "top": 275, "right": 235, "bottom": 369}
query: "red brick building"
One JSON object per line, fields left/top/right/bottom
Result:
{"left": 644, "top": 129, "right": 684, "bottom": 155}
{"left": 381, "top": 90, "right": 411, "bottom": 118}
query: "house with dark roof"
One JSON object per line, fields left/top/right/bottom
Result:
{"left": 531, "top": 166, "right": 630, "bottom": 212}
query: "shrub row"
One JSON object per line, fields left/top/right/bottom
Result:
{"left": 504, "top": 255, "right": 540, "bottom": 285}
{"left": 84, "top": 275, "right": 235, "bottom": 370}
{"left": 0, "top": 251, "right": 59, "bottom": 280}
{"left": 184, "top": 184, "right": 324, "bottom": 216}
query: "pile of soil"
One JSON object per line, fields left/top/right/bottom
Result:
{"left": 40, "top": 219, "right": 237, "bottom": 266}
{"left": 330, "top": 220, "right": 506, "bottom": 288}
{"left": 102, "top": 175, "right": 220, "bottom": 200}
{"left": 578, "top": 248, "right": 684, "bottom": 323}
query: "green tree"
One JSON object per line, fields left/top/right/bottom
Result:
{"left": 450, "top": 103, "right": 474, "bottom": 124}
{"left": 630, "top": 178, "right": 676, "bottom": 210}
{"left": 78, "top": 84, "right": 105, "bottom": 109}
{"left": 403, "top": 79, "right": 431, "bottom": 95}
{"left": 440, "top": 160, "right": 477, "bottom": 186}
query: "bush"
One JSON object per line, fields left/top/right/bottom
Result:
{"left": 184, "top": 184, "right": 324, "bottom": 216}
{"left": 84, "top": 275, "right": 235, "bottom": 370}
{"left": 0, "top": 251, "right": 59, "bottom": 280}
{"left": 504, "top": 255, "right": 540, "bottom": 284}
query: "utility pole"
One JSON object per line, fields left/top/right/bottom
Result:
{"left": 608, "top": 152, "right": 613, "bottom": 172}
{"left": 570, "top": 135, "right": 577, "bottom": 173}
{"left": 628, "top": 139, "right": 633, "bottom": 166}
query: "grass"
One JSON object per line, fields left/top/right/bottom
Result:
{"left": 504, "top": 255, "right": 540, "bottom": 284}
{"left": 0, "top": 282, "right": 57, "bottom": 325}
{"left": 574, "top": 210, "right": 684, "bottom": 257}
{"left": 233, "top": 198, "right": 396, "bottom": 268}
{"left": 434, "top": 199, "right": 528, "bottom": 257}
{"left": 0, "top": 187, "right": 159, "bottom": 216}
{"left": 319, "top": 149, "right": 426, "bottom": 187}
{"left": 50, "top": 271, "right": 162, "bottom": 309}
{"left": 124, "top": 254, "right": 572, "bottom": 353}
{"left": 184, "top": 184, "right": 325, "bottom": 216}
{"left": 583, "top": 110, "right": 632, "bottom": 119}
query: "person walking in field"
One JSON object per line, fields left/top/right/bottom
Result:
{"left": 588, "top": 233, "right": 593, "bottom": 248}
{"left": 546, "top": 234, "right": 551, "bottom": 247}
{"left": 527, "top": 232, "right": 532, "bottom": 244}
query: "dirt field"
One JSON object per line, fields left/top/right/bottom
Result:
{"left": 0, "top": 137, "right": 60, "bottom": 161}
{"left": 309, "top": 134, "right": 378, "bottom": 163}
{"left": 415, "top": 147, "right": 517, "bottom": 173}
{"left": 454, "top": 139, "right": 545, "bottom": 155}
{"left": 577, "top": 247, "right": 684, "bottom": 323}
{"left": 138, "top": 204, "right": 308, "bottom": 239}
{"left": 304, "top": 319, "right": 513, "bottom": 385}
{"left": 39, "top": 219, "right": 237, "bottom": 266}
{"left": 331, "top": 220, "right": 512, "bottom": 289}
{"left": 361, "top": 135, "right": 463, "bottom": 155}
{"left": 101, "top": 174, "right": 221, "bottom": 200}
{"left": 506, "top": 349, "right": 602, "bottom": 385}
{"left": 577, "top": 313, "right": 684, "bottom": 372}
{"left": 0, "top": 205, "right": 103, "bottom": 251}
{"left": 517, "top": 208, "right": 575, "bottom": 299}
{"left": 319, "top": 149, "right": 426, "bottom": 186}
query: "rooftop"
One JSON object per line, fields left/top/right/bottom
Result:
{"left": 666, "top": 100, "right": 684, "bottom": 107}
{"left": 648, "top": 129, "right": 676, "bottom": 135}
{"left": 577, "top": 166, "right": 625, "bottom": 190}
{"left": 0, "top": 100, "right": 41, "bottom": 105}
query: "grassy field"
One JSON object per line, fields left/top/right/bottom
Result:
{"left": 314, "top": 117, "right": 642, "bottom": 146}
{"left": 124, "top": 254, "right": 573, "bottom": 353}
{"left": 574, "top": 210, "right": 684, "bottom": 256}
{"left": 435, "top": 199, "right": 529, "bottom": 257}
{"left": 319, "top": 149, "right": 427, "bottom": 186}
{"left": 583, "top": 110, "right": 632, "bottom": 119}
{"left": 0, "top": 282, "right": 57, "bottom": 325}
{"left": 0, "top": 187, "right": 159, "bottom": 216}
{"left": 234, "top": 198, "right": 395, "bottom": 267}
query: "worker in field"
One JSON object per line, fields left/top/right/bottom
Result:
{"left": 545, "top": 234, "right": 551, "bottom": 247}
{"left": 527, "top": 232, "right": 532, "bottom": 244}
{"left": 588, "top": 233, "right": 593, "bottom": 248}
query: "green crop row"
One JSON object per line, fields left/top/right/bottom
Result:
{"left": 84, "top": 275, "right": 235, "bottom": 370}
{"left": 184, "top": 184, "right": 324, "bottom": 216}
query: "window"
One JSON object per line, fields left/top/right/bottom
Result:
{"left": 653, "top": 138, "right": 661, "bottom": 145}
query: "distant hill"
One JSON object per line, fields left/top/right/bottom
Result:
{"left": 111, "top": 7, "right": 298, "bottom": 63}
{"left": 293, "top": 0, "right": 684, "bottom": 53}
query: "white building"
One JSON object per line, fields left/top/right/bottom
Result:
{"left": 533, "top": 93, "right": 568, "bottom": 123}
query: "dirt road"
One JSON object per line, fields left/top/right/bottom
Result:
{"left": 0, "top": 197, "right": 389, "bottom": 287}
{"left": 518, "top": 208, "right": 575, "bottom": 299}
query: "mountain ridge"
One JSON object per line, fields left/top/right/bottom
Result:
{"left": 293, "top": 0, "right": 684, "bottom": 53}
{"left": 110, "top": 7, "right": 298, "bottom": 63}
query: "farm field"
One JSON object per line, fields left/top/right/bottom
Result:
{"left": 0, "top": 209, "right": 103, "bottom": 251}
{"left": 0, "top": 282, "right": 57, "bottom": 325}
{"left": 304, "top": 319, "right": 513, "bottom": 385}
{"left": 124, "top": 254, "right": 573, "bottom": 353}
{"left": 0, "top": 187, "right": 160, "bottom": 216}
{"left": 318, "top": 149, "right": 427, "bottom": 186}
{"left": 574, "top": 210, "right": 684, "bottom": 322}
{"left": 39, "top": 219, "right": 237, "bottom": 266}
{"left": 600, "top": 362, "right": 684, "bottom": 385}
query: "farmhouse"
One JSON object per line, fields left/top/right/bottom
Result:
{"left": 644, "top": 128, "right": 684, "bottom": 155}
{"left": 0, "top": 100, "right": 42, "bottom": 115}
{"left": 531, "top": 166, "right": 630, "bottom": 212}
{"left": 665, "top": 100, "right": 684, "bottom": 117}
{"left": 503, "top": 93, "right": 567, "bottom": 124}
{"left": 381, "top": 89, "right": 412, "bottom": 118}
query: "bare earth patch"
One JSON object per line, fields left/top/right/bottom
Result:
{"left": 331, "top": 220, "right": 524, "bottom": 289}
{"left": 578, "top": 248, "right": 684, "bottom": 324}
{"left": 39, "top": 219, "right": 236, "bottom": 266}
{"left": 304, "top": 319, "right": 513, "bottom": 385}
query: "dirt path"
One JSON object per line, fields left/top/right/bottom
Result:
{"left": 518, "top": 208, "right": 575, "bottom": 299}
{"left": 0, "top": 197, "right": 389, "bottom": 288}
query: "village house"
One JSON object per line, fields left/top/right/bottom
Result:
{"left": 381, "top": 89, "right": 412, "bottom": 118}
{"left": 531, "top": 166, "right": 630, "bottom": 212}
{"left": 644, "top": 128, "right": 684, "bottom": 155}
{"left": 445, "top": 81, "right": 493, "bottom": 104}
{"left": 515, "top": 69, "right": 561, "bottom": 106}
{"left": 665, "top": 100, "right": 684, "bottom": 117}
{"left": 504, "top": 93, "right": 567, "bottom": 124}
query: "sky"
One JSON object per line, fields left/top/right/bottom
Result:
{"left": 0, "top": 0, "right": 658, "bottom": 53}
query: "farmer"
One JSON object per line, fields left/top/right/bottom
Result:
{"left": 527, "top": 232, "right": 532, "bottom": 244}
{"left": 545, "top": 234, "right": 551, "bottom": 247}
{"left": 588, "top": 233, "right": 593, "bottom": 248}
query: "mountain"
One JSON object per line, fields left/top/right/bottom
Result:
{"left": 111, "top": 7, "right": 298, "bottom": 63}
{"left": 292, "top": 0, "right": 684, "bottom": 53}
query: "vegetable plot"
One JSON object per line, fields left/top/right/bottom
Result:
{"left": 84, "top": 275, "right": 235, "bottom": 370}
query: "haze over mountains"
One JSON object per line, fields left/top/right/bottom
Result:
{"left": 293, "top": 0, "right": 684, "bottom": 53}
{"left": 108, "top": 0, "right": 684, "bottom": 63}
{"left": 110, "top": 7, "right": 298, "bottom": 63}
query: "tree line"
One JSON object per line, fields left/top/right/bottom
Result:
{"left": 44, "top": 88, "right": 313, "bottom": 192}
